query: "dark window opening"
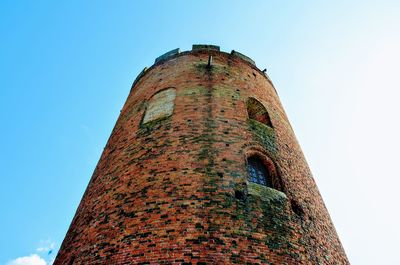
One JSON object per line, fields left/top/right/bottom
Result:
{"left": 246, "top": 97, "right": 273, "bottom": 127}
{"left": 246, "top": 156, "right": 273, "bottom": 187}
{"left": 234, "top": 190, "right": 246, "bottom": 201}
{"left": 291, "top": 199, "right": 305, "bottom": 217}
{"left": 68, "top": 256, "right": 75, "bottom": 265}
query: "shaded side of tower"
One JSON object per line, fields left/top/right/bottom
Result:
{"left": 55, "top": 46, "right": 349, "bottom": 265}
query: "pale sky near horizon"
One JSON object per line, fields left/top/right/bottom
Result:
{"left": 1, "top": 1, "right": 399, "bottom": 264}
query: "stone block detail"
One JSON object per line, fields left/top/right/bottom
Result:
{"left": 192, "top": 44, "right": 220, "bottom": 51}
{"left": 155, "top": 48, "right": 180, "bottom": 64}
{"left": 231, "top": 50, "right": 256, "bottom": 66}
{"left": 142, "top": 88, "right": 176, "bottom": 124}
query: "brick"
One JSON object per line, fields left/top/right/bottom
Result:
{"left": 55, "top": 48, "right": 348, "bottom": 264}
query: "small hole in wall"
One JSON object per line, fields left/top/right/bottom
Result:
{"left": 235, "top": 190, "right": 246, "bottom": 201}
{"left": 217, "top": 172, "right": 224, "bottom": 178}
{"left": 253, "top": 72, "right": 257, "bottom": 78}
{"left": 291, "top": 199, "right": 305, "bottom": 217}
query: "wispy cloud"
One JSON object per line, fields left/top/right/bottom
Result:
{"left": 8, "top": 240, "right": 56, "bottom": 265}
{"left": 36, "top": 240, "right": 55, "bottom": 253}
{"left": 7, "top": 254, "right": 46, "bottom": 265}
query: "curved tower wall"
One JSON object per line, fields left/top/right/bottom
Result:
{"left": 55, "top": 46, "right": 348, "bottom": 264}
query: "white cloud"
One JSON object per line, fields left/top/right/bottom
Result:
{"left": 7, "top": 254, "right": 46, "bottom": 265}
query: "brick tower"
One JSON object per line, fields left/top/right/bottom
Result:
{"left": 55, "top": 45, "right": 348, "bottom": 264}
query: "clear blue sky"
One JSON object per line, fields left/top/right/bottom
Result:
{"left": 1, "top": 1, "right": 399, "bottom": 264}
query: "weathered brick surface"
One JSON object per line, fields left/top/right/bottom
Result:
{"left": 55, "top": 49, "right": 349, "bottom": 264}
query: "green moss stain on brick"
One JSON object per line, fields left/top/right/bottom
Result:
{"left": 178, "top": 86, "right": 209, "bottom": 97}
{"left": 247, "top": 119, "right": 277, "bottom": 155}
{"left": 247, "top": 182, "right": 286, "bottom": 201}
{"left": 213, "top": 85, "right": 241, "bottom": 101}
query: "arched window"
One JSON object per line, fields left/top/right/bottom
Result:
{"left": 143, "top": 88, "right": 176, "bottom": 124}
{"left": 246, "top": 97, "right": 273, "bottom": 127}
{"left": 246, "top": 155, "right": 273, "bottom": 187}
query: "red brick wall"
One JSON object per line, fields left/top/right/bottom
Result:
{"left": 55, "top": 49, "right": 349, "bottom": 264}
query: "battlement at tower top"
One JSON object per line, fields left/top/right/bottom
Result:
{"left": 132, "top": 44, "right": 273, "bottom": 93}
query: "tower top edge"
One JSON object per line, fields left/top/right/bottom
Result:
{"left": 154, "top": 45, "right": 256, "bottom": 66}
{"left": 131, "top": 44, "right": 275, "bottom": 92}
